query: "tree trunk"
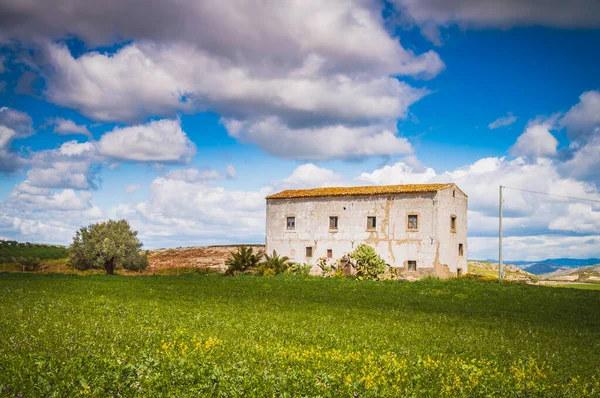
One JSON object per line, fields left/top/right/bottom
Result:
{"left": 105, "top": 260, "right": 115, "bottom": 275}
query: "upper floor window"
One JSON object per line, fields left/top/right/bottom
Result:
{"left": 329, "top": 216, "right": 338, "bottom": 230}
{"left": 459, "top": 243, "right": 464, "bottom": 256}
{"left": 450, "top": 215, "right": 457, "bottom": 233}
{"left": 407, "top": 214, "right": 419, "bottom": 231}
{"left": 367, "top": 216, "right": 377, "bottom": 230}
{"left": 286, "top": 216, "right": 295, "bottom": 230}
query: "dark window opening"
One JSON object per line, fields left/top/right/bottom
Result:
{"left": 306, "top": 247, "right": 313, "bottom": 258}
{"left": 327, "top": 249, "right": 333, "bottom": 258}
{"left": 453, "top": 190, "right": 456, "bottom": 198}
{"left": 286, "top": 216, "right": 295, "bottom": 230}
{"left": 408, "top": 261, "right": 417, "bottom": 271}
{"left": 407, "top": 214, "right": 419, "bottom": 230}
{"left": 459, "top": 244, "right": 464, "bottom": 256}
{"left": 367, "top": 216, "right": 377, "bottom": 230}
{"left": 451, "top": 216, "right": 457, "bottom": 232}
{"left": 329, "top": 216, "right": 338, "bottom": 230}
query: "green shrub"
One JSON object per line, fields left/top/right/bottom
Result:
{"left": 225, "top": 246, "right": 263, "bottom": 276}
{"left": 350, "top": 244, "right": 387, "bottom": 280}
{"left": 256, "top": 251, "right": 290, "bottom": 276}
{"left": 13, "top": 257, "right": 43, "bottom": 272}
{"left": 287, "top": 263, "right": 312, "bottom": 276}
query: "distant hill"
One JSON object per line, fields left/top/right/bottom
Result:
{"left": 541, "top": 265, "right": 600, "bottom": 283}
{"left": 0, "top": 240, "right": 68, "bottom": 263}
{"left": 477, "top": 258, "right": 600, "bottom": 275}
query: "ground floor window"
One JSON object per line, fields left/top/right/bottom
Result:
{"left": 407, "top": 260, "right": 417, "bottom": 271}
{"left": 327, "top": 249, "right": 332, "bottom": 258}
{"left": 306, "top": 247, "right": 313, "bottom": 258}
{"left": 459, "top": 243, "right": 464, "bottom": 256}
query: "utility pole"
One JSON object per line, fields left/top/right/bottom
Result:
{"left": 498, "top": 185, "right": 503, "bottom": 282}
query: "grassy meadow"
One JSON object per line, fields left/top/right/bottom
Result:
{"left": 0, "top": 274, "right": 599, "bottom": 397}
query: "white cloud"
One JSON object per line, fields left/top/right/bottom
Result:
{"left": 26, "top": 140, "right": 100, "bottom": 190}
{"left": 1, "top": 1, "right": 443, "bottom": 78}
{"left": 560, "top": 90, "right": 600, "bottom": 141}
{"left": 510, "top": 120, "right": 558, "bottom": 158}
{"left": 16, "top": 0, "right": 443, "bottom": 162}
{"left": 488, "top": 112, "right": 517, "bottom": 129}
{"left": 549, "top": 203, "right": 600, "bottom": 233}
{"left": 0, "top": 107, "right": 34, "bottom": 172}
{"left": 223, "top": 117, "right": 414, "bottom": 160}
{"left": 277, "top": 163, "right": 346, "bottom": 190}
{"left": 97, "top": 119, "right": 196, "bottom": 162}
{"left": 357, "top": 160, "right": 436, "bottom": 185}
{"left": 9, "top": 182, "right": 93, "bottom": 211}
{"left": 165, "top": 168, "right": 222, "bottom": 182}
{"left": 53, "top": 117, "right": 92, "bottom": 138}
{"left": 0, "top": 107, "right": 34, "bottom": 137}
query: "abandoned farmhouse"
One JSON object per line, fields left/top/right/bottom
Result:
{"left": 265, "top": 183, "right": 468, "bottom": 277}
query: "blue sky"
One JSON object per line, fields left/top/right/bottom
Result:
{"left": 0, "top": 0, "right": 599, "bottom": 260}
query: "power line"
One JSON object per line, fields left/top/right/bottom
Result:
{"left": 502, "top": 185, "right": 600, "bottom": 204}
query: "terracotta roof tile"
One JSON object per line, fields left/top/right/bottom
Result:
{"left": 266, "top": 183, "right": 453, "bottom": 199}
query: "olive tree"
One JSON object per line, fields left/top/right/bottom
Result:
{"left": 69, "top": 219, "right": 148, "bottom": 274}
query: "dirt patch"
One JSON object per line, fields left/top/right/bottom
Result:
{"left": 148, "top": 245, "right": 265, "bottom": 272}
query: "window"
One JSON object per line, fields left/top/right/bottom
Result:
{"left": 286, "top": 216, "right": 295, "bottom": 230}
{"left": 329, "top": 216, "right": 338, "bottom": 230}
{"left": 450, "top": 216, "right": 457, "bottom": 233}
{"left": 327, "top": 249, "right": 333, "bottom": 258}
{"left": 306, "top": 247, "right": 313, "bottom": 258}
{"left": 459, "top": 243, "right": 464, "bottom": 256}
{"left": 453, "top": 190, "right": 456, "bottom": 198}
{"left": 367, "top": 216, "right": 377, "bottom": 230}
{"left": 407, "top": 260, "right": 417, "bottom": 271}
{"left": 407, "top": 214, "right": 419, "bottom": 231}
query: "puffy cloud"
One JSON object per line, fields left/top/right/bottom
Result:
{"left": 41, "top": 42, "right": 430, "bottom": 124}
{"left": 510, "top": 120, "right": 558, "bottom": 158}
{"left": 356, "top": 160, "right": 436, "bottom": 185}
{"left": 97, "top": 119, "right": 196, "bottom": 163}
{"left": 53, "top": 118, "right": 92, "bottom": 138}
{"left": 549, "top": 203, "right": 600, "bottom": 234}
{"left": 560, "top": 133, "right": 600, "bottom": 182}
{"left": 0, "top": 107, "right": 34, "bottom": 172}
{"left": 0, "top": 107, "right": 34, "bottom": 137}
{"left": 277, "top": 164, "right": 346, "bottom": 190}
{"left": 12, "top": 0, "right": 443, "bottom": 161}
{"left": 223, "top": 117, "right": 414, "bottom": 160}
{"left": 392, "top": 0, "right": 600, "bottom": 42}
{"left": 8, "top": 182, "right": 93, "bottom": 211}
{"left": 488, "top": 112, "right": 517, "bottom": 129}
{"left": 560, "top": 90, "right": 600, "bottom": 141}
{"left": 165, "top": 168, "right": 223, "bottom": 182}
{"left": 26, "top": 140, "right": 101, "bottom": 190}
{"left": 0, "top": 0, "right": 443, "bottom": 78}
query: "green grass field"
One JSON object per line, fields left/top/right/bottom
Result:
{"left": 1, "top": 274, "right": 599, "bottom": 397}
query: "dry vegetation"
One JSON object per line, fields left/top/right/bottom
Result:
{"left": 147, "top": 245, "right": 265, "bottom": 272}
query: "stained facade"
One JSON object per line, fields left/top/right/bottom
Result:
{"left": 265, "top": 183, "right": 468, "bottom": 277}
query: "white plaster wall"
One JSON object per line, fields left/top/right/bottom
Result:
{"left": 433, "top": 186, "right": 468, "bottom": 274}
{"left": 266, "top": 189, "right": 468, "bottom": 273}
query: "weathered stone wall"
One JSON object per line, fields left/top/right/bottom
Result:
{"left": 265, "top": 184, "right": 468, "bottom": 277}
